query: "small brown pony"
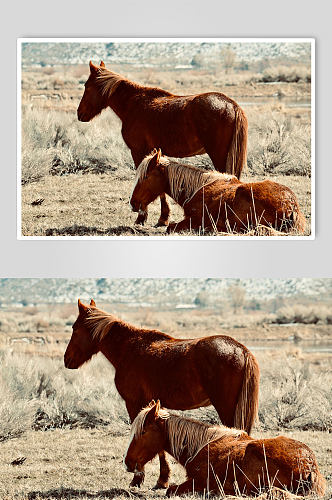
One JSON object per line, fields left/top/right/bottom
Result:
{"left": 130, "top": 149, "right": 306, "bottom": 234}
{"left": 125, "top": 401, "right": 326, "bottom": 497}
{"left": 77, "top": 60, "right": 248, "bottom": 226}
{"left": 64, "top": 299, "right": 259, "bottom": 489}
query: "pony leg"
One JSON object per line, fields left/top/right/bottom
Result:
{"left": 153, "top": 452, "right": 171, "bottom": 489}
{"left": 130, "top": 470, "right": 145, "bottom": 488}
{"left": 166, "top": 479, "right": 195, "bottom": 497}
{"left": 135, "top": 208, "right": 148, "bottom": 225}
{"left": 155, "top": 194, "right": 170, "bottom": 227}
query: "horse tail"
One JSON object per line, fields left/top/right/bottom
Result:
{"left": 225, "top": 105, "right": 248, "bottom": 180}
{"left": 306, "top": 469, "right": 326, "bottom": 496}
{"left": 233, "top": 351, "right": 260, "bottom": 435}
{"left": 292, "top": 208, "right": 306, "bottom": 233}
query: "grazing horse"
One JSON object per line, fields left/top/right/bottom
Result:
{"left": 130, "top": 149, "right": 306, "bottom": 234}
{"left": 125, "top": 401, "right": 326, "bottom": 497}
{"left": 77, "top": 60, "right": 248, "bottom": 226}
{"left": 64, "top": 299, "right": 259, "bottom": 490}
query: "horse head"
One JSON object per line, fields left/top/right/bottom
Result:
{"left": 64, "top": 298, "right": 99, "bottom": 369}
{"left": 130, "top": 149, "right": 167, "bottom": 212}
{"left": 77, "top": 61, "right": 108, "bottom": 122}
{"left": 125, "top": 400, "right": 165, "bottom": 473}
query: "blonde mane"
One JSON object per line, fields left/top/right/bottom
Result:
{"left": 134, "top": 152, "right": 235, "bottom": 205}
{"left": 84, "top": 307, "right": 119, "bottom": 342}
{"left": 130, "top": 405, "right": 245, "bottom": 465}
{"left": 96, "top": 68, "right": 126, "bottom": 97}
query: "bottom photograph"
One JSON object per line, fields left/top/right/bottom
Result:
{"left": 0, "top": 278, "right": 331, "bottom": 500}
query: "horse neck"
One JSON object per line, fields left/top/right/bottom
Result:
{"left": 98, "top": 322, "right": 172, "bottom": 369}
{"left": 106, "top": 80, "right": 144, "bottom": 120}
{"left": 98, "top": 321, "right": 136, "bottom": 369}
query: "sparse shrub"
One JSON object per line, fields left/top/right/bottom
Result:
{"left": 0, "top": 352, "right": 128, "bottom": 441}
{"left": 259, "top": 360, "right": 332, "bottom": 431}
{"left": 271, "top": 304, "right": 332, "bottom": 325}
{"left": 21, "top": 106, "right": 133, "bottom": 184}
{"left": 247, "top": 112, "right": 311, "bottom": 177}
{"left": 261, "top": 65, "right": 311, "bottom": 83}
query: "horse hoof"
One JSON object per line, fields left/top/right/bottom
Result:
{"left": 155, "top": 220, "right": 169, "bottom": 227}
{"left": 129, "top": 477, "right": 144, "bottom": 488}
{"left": 166, "top": 485, "right": 178, "bottom": 497}
{"left": 152, "top": 481, "right": 168, "bottom": 490}
{"left": 166, "top": 223, "right": 176, "bottom": 234}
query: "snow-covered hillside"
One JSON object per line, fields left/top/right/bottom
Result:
{"left": 0, "top": 279, "right": 330, "bottom": 307}
{"left": 21, "top": 41, "right": 311, "bottom": 68}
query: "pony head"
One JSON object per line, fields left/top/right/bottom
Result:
{"left": 77, "top": 61, "right": 109, "bottom": 122}
{"left": 125, "top": 400, "right": 166, "bottom": 473}
{"left": 64, "top": 298, "right": 100, "bottom": 369}
{"left": 130, "top": 149, "right": 168, "bottom": 212}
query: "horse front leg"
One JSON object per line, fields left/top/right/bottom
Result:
{"left": 135, "top": 208, "right": 148, "bottom": 225}
{"left": 153, "top": 451, "right": 171, "bottom": 489}
{"left": 166, "top": 479, "right": 195, "bottom": 497}
{"left": 166, "top": 217, "right": 194, "bottom": 234}
{"left": 155, "top": 194, "right": 170, "bottom": 227}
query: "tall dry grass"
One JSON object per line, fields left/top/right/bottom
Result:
{"left": 1, "top": 348, "right": 330, "bottom": 443}
{"left": 21, "top": 106, "right": 133, "bottom": 184}
{"left": 21, "top": 104, "right": 311, "bottom": 185}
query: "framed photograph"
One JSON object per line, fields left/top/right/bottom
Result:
{"left": 17, "top": 38, "right": 314, "bottom": 239}
{"left": 1, "top": 278, "right": 330, "bottom": 498}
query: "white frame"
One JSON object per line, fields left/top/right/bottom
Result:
{"left": 17, "top": 38, "right": 315, "bottom": 240}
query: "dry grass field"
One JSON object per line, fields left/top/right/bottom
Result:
{"left": 0, "top": 302, "right": 331, "bottom": 499}
{"left": 20, "top": 63, "right": 312, "bottom": 237}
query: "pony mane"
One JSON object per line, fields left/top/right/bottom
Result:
{"left": 84, "top": 307, "right": 119, "bottom": 342}
{"left": 95, "top": 68, "right": 127, "bottom": 97}
{"left": 131, "top": 405, "right": 245, "bottom": 465}
{"left": 135, "top": 153, "right": 236, "bottom": 205}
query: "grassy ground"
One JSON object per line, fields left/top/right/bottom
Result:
{"left": 20, "top": 64, "right": 312, "bottom": 237}
{"left": 1, "top": 428, "right": 330, "bottom": 500}
{"left": 21, "top": 172, "right": 311, "bottom": 237}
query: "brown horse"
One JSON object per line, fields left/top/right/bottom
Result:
{"left": 77, "top": 60, "right": 248, "bottom": 226}
{"left": 64, "top": 299, "right": 259, "bottom": 489}
{"left": 125, "top": 401, "right": 326, "bottom": 497}
{"left": 130, "top": 149, "right": 306, "bottom": 234}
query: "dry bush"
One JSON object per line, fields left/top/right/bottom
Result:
{"left": 260, "top": 65, "right": 311, "bottom": 83}
{"left": 271, "top": 305, "right": 332, "bottom": 325}
{"left": 1, "top": 346, "right": 331, "bottom": 444}
{"left": 0, "top": 352, "right": 128, "bottom": 442}
{"left": 259, "top": 358, "right": 332, "bottom": 431}
{"left": 21, "top": 106, "right": 133, "bottom": 185}
{"left": 247, "top": 111, "right": 311, "bottom": 177}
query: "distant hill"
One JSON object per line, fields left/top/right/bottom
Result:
{"left": 0, "top": 279, "right": 330, "bottom": 307}
{"left": 21, "top": 41, "right": 311, "bottom": 68}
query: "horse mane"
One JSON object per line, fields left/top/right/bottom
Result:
{"left": 135, "top": 152, "right": 236, "bottom": 205}
{"left": 84, "top": 307, "right": 120, "bottom": 342}
{"left": 131, "top": 404, "right": 245, "bottom": 465}
{"left": 95, "top": 68, "right": 172, "bottom": 99}
{"left": 95, "top": 68, "right": 128, "bottom": 97}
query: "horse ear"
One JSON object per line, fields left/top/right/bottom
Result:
{"left": 90, "top": 299, "right": 96, "bottom": 307}
{"left": 89, "top": 60, "right": 99, "bottom": 73}
{"left": 78, "top": 298, "right": 88, "bottom": 313}
{"left": 100, "top": 60, "right": 105, "bottom": 68}
{"left": 146, "top": 400, "right": 159, "bottom": 423}
{"left": 148, "top": 149, "right": 161, "bottom": 172}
